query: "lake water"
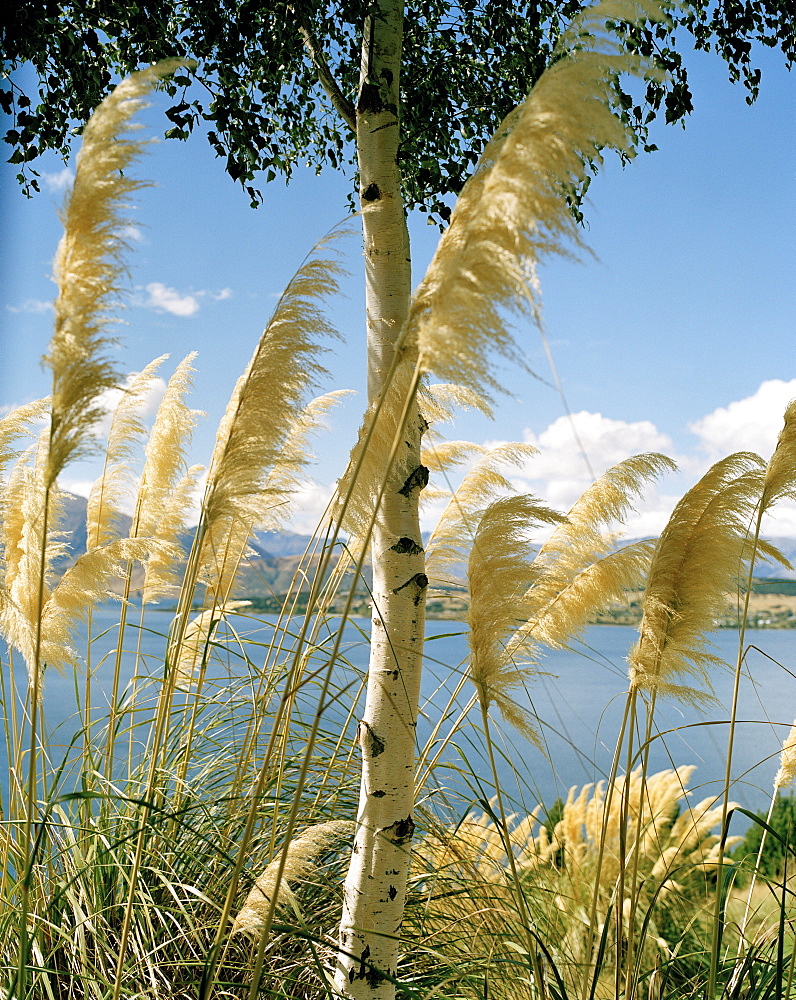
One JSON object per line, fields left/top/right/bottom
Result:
{"left": 2, "top": 606, "right": 795, "bottom": 825}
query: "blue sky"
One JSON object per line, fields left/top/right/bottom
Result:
{"left": 1, "top": 39, "right": 794, "bottom": 538}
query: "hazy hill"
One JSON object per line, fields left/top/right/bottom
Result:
{"left": 50, "top": 494, "right": 796, "bottom": 605}
{"left": 54, "top": 493, "right": 342, "bottom": 599}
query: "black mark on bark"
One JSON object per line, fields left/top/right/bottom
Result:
{"left": 362, "top": 182, "right": 380, "bottom": 202}
{"left": 398, "top": 464, "right": 429, "bottom": 496}
{"left": 390, "top": 536, "right": 423, "bottom": 555}
{"left": 393, "top": 573, "right": 428, "bottom": 605}
{"left": 359, "top": 720, "right": 385, "bottom": 757}
{"left": 357, "top": 81, "right": 383, "bottom": 114}
{"left": 381, "top": 814, "right": 415, "bottom": 846}
{"left": 366, "top": 965, "right": 387, "bottom": 987}
{"left": 350, "top": 944, "right": 387, "bottom": 987}
{"left": 372, "top": 789, "right": 386, "bottom": 798}
{"left": 388, "top": 884, "right": 397, "bottom": 900}
{"left": 393, "top": 572, "right": 428, "bottom": 598}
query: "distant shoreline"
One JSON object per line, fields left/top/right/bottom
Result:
{"left": 147, "top": 599, "right": 796, "bottom": 629}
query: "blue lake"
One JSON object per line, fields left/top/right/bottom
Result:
{"left": 2, "top": 606, "right": 795, "bottom": 826}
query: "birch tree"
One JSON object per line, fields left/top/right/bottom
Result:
{"left": 332, "top": 5, "right": 428, "bottom": 994}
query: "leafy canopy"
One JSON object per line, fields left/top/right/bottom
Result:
{"left": 2, "top": 1, "right": 793, "bottom": 221}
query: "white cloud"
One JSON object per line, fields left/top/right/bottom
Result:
{"left": 516, "top": 410, "right": 675, "bottom": 512}
{"left": 119, "top": 223, "right": 145, "bottom": 244}
{"left": 421, "top": 381, "right": 796, "bottom": 542}
{"left": 139, "top": 283, "right": 233, "bottom": 316}
{"left": 58, "top": 478, "right": 94, "bottom": 500}
{"left": 6, "top": 298, "right": 53, "bottom": 314}
{"left": 90, "top": 373, "right": 167, "bottom": 440}
{"left": 689, "top": 379, "right": 796, "bottom": 461}
{"left": 42, "top": 167, "right": 75, "bottom": 192}
{"left": 144, "top": 282, "right": 200, "bottom": 317}
{"left": 284, "top": 482, "right": 335, "bottom": 535}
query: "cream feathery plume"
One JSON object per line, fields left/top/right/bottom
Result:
{"left": 140, "top": 469, "right": 202, "bottom": 604}
{"left": 86, "top": 356, "right": 168, "bottom": 551}
{"left": 2, "top": 435, "right": 153, "bottom": 679}
{"left": 507, "top": 454, "right": 673, "bottom": 653}
{"left": 421, "top": 383, "right": 493, "bottom": 428}
{"left": 774, "top": 720, "right": 796, "bottom": 792}
{"left": 132, "top": 353, "right": 203, "bottom": 603}
{"left": 420, "top": 383, "right": 493, "bottom": 484}
{"left": 199, "top": 390, "right": 345, "bottom": 608}
{"left": 628, "top": 452, "right": 767, "bottom": 703}
{"left": 420, "top": 441, "right": 489, "bottom": 510}
{"left": 0, "top": 399, "right": 49, "bottom": 480}
{"left": 513, "top": 539, "right": 657, "bottom": 656}
{"left": 405, "top": 0, "right": 666, "bottom": 397}
{"left": 192, "top": 234, "right": 344, "bottom": 606}
{"left": 43, "top": 59, "right": 187, "bottom": 487}
{"left": 421, "top": 440, "right": 488, "bottom": 478}
{"left": 467, "top": 494, "right": 563, "bottom": 740}
{"left": 37, "top": 537, "right": 153, "bottom": 675}
{"left": 761, "top": 400, "right": 796, "bottom": 512}
{"left": 333, "top": 359, "right": 421, "bottom": 540}
{"left": 426, "top": 442, "right": 540, "bottom": 584}
{"left": 172, "top": 601, "right": 251, "bottom": 690}
{"left": 258, "top": 389, "right": 351, "bottom": 530}
{"left": 0, "top": 447, "right": 76, "bottom": 683}
{"left": 1, "top": 439, "right": 65, "bottom": 626}
{"left": 232, "top": 820, "right": 355, "bottom": 933}
{"left": 201, "top": 235, "right": 343, "bottom": 539}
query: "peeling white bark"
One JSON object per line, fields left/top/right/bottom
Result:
{"left": 335, "top": 3, "right": 427, "bottom": 997}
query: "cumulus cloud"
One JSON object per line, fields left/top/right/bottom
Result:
{"left": 6, "top": 298, "right": 53, "bottom": 314}
{"left": 689, "top": 379, "right": 796, "bottom": 461}
{"left": 144, "top": 282, "right": 200, "bottom": 317}
{"left": 423, "top": 382, "right": 796, "bottom": 542}
{"left": 283, "top": 482, "right": 336, "bottom": 535}
{"left": 139, "top": 283, "right": 234, "bottom": 316}
{"left": 58, "top": 478, "right": 94, "bottom": 501}
{"left": 41, "top": 167, "right": 75, "bottom": 192}
{"left": 89, "top": 373, "right": 167, "bottom": 440}
{"left": 119, "top": 223, "right": 145, "bottom": 244}
{"left": 516, "top": 411, "right": 676, "bottom": 511}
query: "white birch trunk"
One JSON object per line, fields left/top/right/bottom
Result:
{"left": 334, "top": 2, "right": 427, "bottom": 996}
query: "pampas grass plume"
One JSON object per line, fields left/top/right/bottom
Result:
{"left": 426, "top": 442, "right": 539, "bottom": 584}
{"left": 507, "top": 454, "right": 673, "bottom": 653}
{"left": 629, "top": 452, "right": 766, "bottom": 703}
{"left": 86, "top": 356, "right": 168, "bottom": 551}
{"left": 194, "top": 235, "right": 344, "bottom": 604}
{"left": 774, "top": 720, "right": 796, "bottom": 791}
{"left": 467, "top": 493, "right": 563, "bottom": 739}
{"left": 762, "top": 399, "right": 796, "bottom": 510}
{"left": 406, "top": 0, "right": 666, "bottom": 397}
{"left": 44, "top": 59, "right": 187, "bottom": 487}
{"left": 232, "top": 820, "right": 355, "bottom": 933}
{"left": 202, "top": 237, "right": 343, "bottom": 535}
{"left": 0, "top": 399, "right": 49, "bottom": 478}
{"left": 133, "top": 353, "right": 203, "bottom": 603}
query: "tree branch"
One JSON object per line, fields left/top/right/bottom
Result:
{"left": 294, "top": 9, "right": 356, "bottom": 132}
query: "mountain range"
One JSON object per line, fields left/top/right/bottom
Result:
{"left": 49, "top": 492, "right": 796, "bottom": 604}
